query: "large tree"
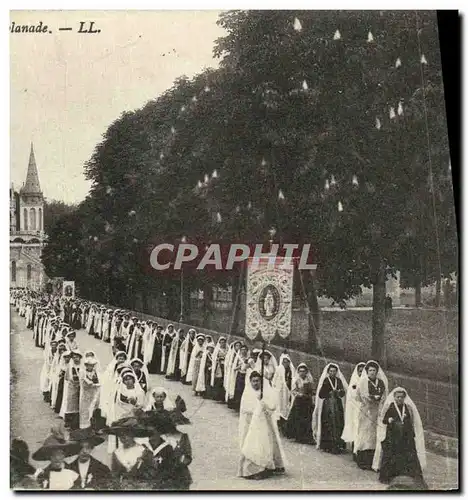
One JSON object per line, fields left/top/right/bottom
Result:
{"left": 44, "top": 11, "right": 457, "bottom": 362}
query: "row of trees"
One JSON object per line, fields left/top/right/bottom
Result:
{"left": 42, "top": 11, "right": 457, "bottom": 361}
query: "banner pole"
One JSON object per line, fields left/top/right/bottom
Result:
{"left": 260, "top": 339, "right": 265, "bottom": 399}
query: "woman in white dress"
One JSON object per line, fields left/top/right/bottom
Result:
{"left": 354, "top": 360, "right": 389, "bottom": 470}
{"left": 341, "top": 362, "right": 366, "bottom": 455}
{"left": 272, "top": 353, "right": 295, "bottom": 433}
{"left": 100, "top": 351, "right": 128, "bottom": 421}
{"left": 106, "top": 369, "right": 145, "bottom": 453}
{"left": 79, "top": 354, "right": 101, "bottom": 429}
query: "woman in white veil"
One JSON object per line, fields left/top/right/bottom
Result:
{"left": 165, "top": 328, "right": 182, "bottom": 380}
{"left": 238, "top": 371, "right": 286, "bottom": 479}
{"left": 195, "top": 342, "right": 215, "bottom": 397}
{"left": 312, "top": 363, "right": 348, "bottom": 454}
{"left": 100, "top": 351, "right": 127, "bottom": 420}
{"left": 373, "top": 387, "right": 427, "bottom": 488}
{"left": 354, "top": 360, "right": 389, "bottom": 470}
{"left": 272, "top": 353, "right": 295, "bottom": 430}
{"left": 185, "top": 334, "right": 205, "bottom": 385}
{"left": 341, "top": 362, "right": 366, "bottom": 453}
{"left": 254, "top": 350, "right": 278, "bottom": 386}
{"left": 224, "top": 341, "right": 241, "bottom": 403}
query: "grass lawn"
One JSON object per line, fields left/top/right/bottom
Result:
{"left": 305, "top": 308, "right": 458, "bottom": 384}
{"left": 189, "top": 305, "right": 458, "bottom": 384}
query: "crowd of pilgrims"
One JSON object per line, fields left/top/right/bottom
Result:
{"left": 11, "top": 289, "right": 428, "bottom": 490}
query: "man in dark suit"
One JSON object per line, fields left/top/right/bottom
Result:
{"left": 68, "top": 428, "right": 112, "bottom": 490}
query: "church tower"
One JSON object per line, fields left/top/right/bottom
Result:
{"left": 10, "top": 143, "right": 46, "bottom": 289}
{"left": 19, "top": 143, "right": 44, "bottom": 236}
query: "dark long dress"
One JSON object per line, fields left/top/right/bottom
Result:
{"left": 166, "top": 338, "right": 183, "bottom": 381}
{"left": 378, "top": 403, "right": 426, "bottom": 487}
{"left": 182, "top": 341, "right": 195, "bottom": 385}
{"left": 285, "top": 380, "right": 315, "bottom": 443}
{"left": 136, "top": 371, "right": 148, "bottom": 393}
{"left": 318, "top": 377, "right": 346, "bottom": 454}
{"left": 54, "top": 371, "right": 66, "bottom": 413}
{"left": 164, "top": 433, "right": 193, "bottom": 490}
{"left": 161, "top": 335, "right": 173, "bottom": 375}
{"left": 230, "top": 372, "right": 246, "bottom": 411}
{"left": 212, "top": 351, "right": 226, "bottom": 402}
{"left": 147, "top": 332, "right": 162, "bottom": 374}
{"left": 277, "top": 366, "right": 293, "bottom": 434}
{"left": 202, "top": 354, "right": 213, "bottom": 400}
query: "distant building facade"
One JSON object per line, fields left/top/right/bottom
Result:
{"left": 10, "top": 143, "right": 46, "bottom": 290}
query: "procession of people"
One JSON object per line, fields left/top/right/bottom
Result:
{"left": 11, "top": 288, "right": 428, "bottom": 490}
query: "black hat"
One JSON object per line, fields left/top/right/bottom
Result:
{"left": 11, "top": 439, "right": 35, "bottom": 475}
{"left": 32, "top": 434, "right": 81, "bottom": 461}
{"left": 69, "top": 428, "right": 105, "bottom": 448}
{"left": 101, "top": 417, "right": 153, "bottom": 437}
{"left": 139, "top": 411, "right": 178, "bottom": 434}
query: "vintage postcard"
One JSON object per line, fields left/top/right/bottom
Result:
{"left": 9, "top": 10, "right": 459, "bottom": 491}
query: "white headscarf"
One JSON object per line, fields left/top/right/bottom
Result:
{"left": 196, "top": 343, "right": 215, "bottom": 392}
{"left": 372, "top": 387, "right": 426, "bottom": 472}
{"left": 254, "top": 350, "right": 278, "bottom": 375}
{"left": 145, "top": 386, "right": 177, "bottom": 411}
{"left": 130, "top": 357, "right": 149, "bottom": 384}
{"left": 358, "top": 360, "right": 389, "bottom": 402}
{"left": 185, "top": 335, "right": 205, "bottom": 383}
{"left": 341, "top": 362, "right": 366, "bottom": 443}
{"left": 239, "top": 372, "right": 286, "bottom": 470}
{"left": 223, "top": 341, "right": 241, "bottom": 397}
{"left": 210, "top": 336, "right": 227, "bottom": 386}
{"left": 272, "top": 353, "right": 296, "bottom": 420}
{"left": 179, "top": 329, "right": 196, "bottom": 376}
{"left": 312, "top": 363, "right": 348, "bottom": 449}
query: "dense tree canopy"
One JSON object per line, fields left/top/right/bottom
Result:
{"left": 42, "top": 10, "right": 457, "bottom": 360}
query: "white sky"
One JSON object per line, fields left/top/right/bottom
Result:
{"left": 10, "top": 10, "right": 225, "bottom": 203}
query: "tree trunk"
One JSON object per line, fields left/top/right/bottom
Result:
{"left": 166, "top": 285, "right": 179, "bottom": 320}
{"left": 141, "top": 290, "right": 149, "bottom": 314}
{"left": 415, "top": 276, "right": 422, "bottom": 308}
{"left": 182, "top": 283, "right": 191, "bottom": 323}
{"left": 300, "top": 269, "right": 322, "bottom": 355}
{"left": 435, "top": 275, "right": 441, "bottom": 308}
{"left": 371, "top": 261, "right": 387, "bottom": 363}
{"left": 229, "top": 265, "right": 244, "bottom": 337}
{"left": 202, "top": 284, "right": 213, "bottom": 325}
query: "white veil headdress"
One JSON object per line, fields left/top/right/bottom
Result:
{"left": 145, "top": 386, "right": 177, "bottom": 411}
{"left": 254, "top": 349, "right": 278, "bottom": 374}
{"left": 358, "top": 360, "right": 389, "bottom": 401}
{"left": 341, "top": 362, "right": 366, "bottom": 443}
{"left": 209, "top": 336, "right": 226, "bottom": 386}
{"left": 311, "top": 362, "right": 348, "bottom": 449}
{"left": 272, "top": 353, "right": 296, "bottom": 420}
{"left": 179, "top": 329, "right": 196, "bottom": 376}
{"left": 196, "top": 343, "right": 215, "bottom": 392}
{"left": 130, "top": 357, "right": 150, "bottom": 383}
{"left": 372, "top": 387, "right": 426, "bottom": 472}
{"left": 166, "top": 329, "right": 182, "bottom": 376}
{"left": 185, "top": 335, "right": 205, "bottom": 383}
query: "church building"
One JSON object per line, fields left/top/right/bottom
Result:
{"left": 10, "top": 143, "right": 46, "bottom": 289}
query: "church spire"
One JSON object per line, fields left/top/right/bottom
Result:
{"left": 21, "top": 142, "right": 42, "bottom": 195}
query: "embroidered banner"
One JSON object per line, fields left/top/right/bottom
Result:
{"left": 62, "top": 280, "right": 75, "bottom": 298}
{"left": 245, "top": 257, "right": 294, "bottom": 342}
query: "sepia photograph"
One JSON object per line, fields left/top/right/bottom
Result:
{"left": 9, "top": 9, "right": 459, "bottom": 491}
